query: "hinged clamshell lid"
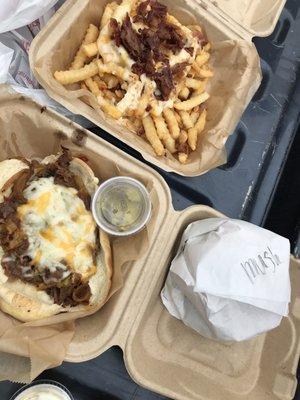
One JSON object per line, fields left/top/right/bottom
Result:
{"left": 200, "top": 0, "right": 287, "bottom": 38}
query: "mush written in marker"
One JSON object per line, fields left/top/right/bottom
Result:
{"left": 241, "top": 246, "right": 282, "bottom": 284}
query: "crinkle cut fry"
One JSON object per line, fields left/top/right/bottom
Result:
{"left": 174, "top": 92, "right": 209, "bottom": 111}
{"left": 152, "top": 115, "right": 176, "bottom": 153}
{"left": 97, "top": 94, "right": 122, "bottom": 119}
{"left": 85, "top": 77, "right": 101, "bottom": 96}
{"left": 53, "top": 0, "right": 213, "bottom": 165}
{"left": 70, "top": 24, "right": 99, "bottom": 70}
{"left": 188, "top": 108, "right": 207, "bottom": 150}
{"left": 97, "top": 60, "right": 130, "bottom": 80}
{"left": 100, "top": 1, "right": 118, "bottom": 28}
{"left": 179, "top": 111, "right": 193, "bottom": 129}
{"left": 195, "top": 51, "right": 210, "bottom": 67}
{"left": 55, "top": 61, "right": 98, "bottom": 85}
{"left": 142, "top": 115, "right": 165, "bottom": 156}
{"left": 163, "top": 108, "right": 180, "bottom": 139}
{"left": 83, "top": 42, "right": 98, "bottom": 58}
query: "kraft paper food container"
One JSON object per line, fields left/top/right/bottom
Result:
{"left": 0, "top": 86, "right": 171, "bottom": 381}
{"left": 200, "top": 0, "right": 287, "bottom": 38}
{"left": 28, "top": 0, "right": 276, "bottom": 176}
{"left": 123, "top": 207, "right": 300, "bottom": 400}
{"left": 66, "top": 202, "right": 300, "bottom": 400}
{"left": 2, "top": 89, "right": 299, "bottom": 400}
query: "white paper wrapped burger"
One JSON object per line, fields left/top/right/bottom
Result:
{"left": 161, "top": 218, "right": 291, "bottom": 341}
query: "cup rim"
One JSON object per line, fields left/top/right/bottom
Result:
{"left": 9, "top": 379, "right": 74, "bottom": 400}
{"left": 91, "top": 176, "right": 152, "bottom": 236}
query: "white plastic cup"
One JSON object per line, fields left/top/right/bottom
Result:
{"left": 92, "top": 176, "right": 152, "bottom": 236}
{"left": 10, "top": 380, "right": 74, "bottom": 400}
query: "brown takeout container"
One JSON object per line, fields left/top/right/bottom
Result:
{"left": 29, "top": 0, "right": 286, "bottom": 176}
{"left": 0, "top": 88, "right": 300, "bottom": 399}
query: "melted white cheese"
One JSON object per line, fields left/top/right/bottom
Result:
{"left": 113, "top": 0, "right": 132, "bottom": 23}
{"left": 97, "top": 0, "right": 201, "bottom": 117}
{"left": 155, "top": 99, "right": 174, "bottom": 116}
{"left": 97, "top": 0, "right": 136, "bottom": 64}
{"left": 119, "top": 46, "right": 134, "bottom": 68}
{"left": 17, "top": 177, "right": 97, "bottom": 280}
{"left": 169, "top": 48, "right": 191, "bottom": 67}
{"left": 117, "top": 80, "right": 144, "bottom": 112}
{"left": 98, "top": 38, "right": 122, "bottom": 64}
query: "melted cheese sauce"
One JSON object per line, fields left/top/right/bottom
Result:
{"left": 169, "top": 48, "right": 191, "bottom": 67}
{"left": 117, "top": 80, "right": 144, "bottom": 112}
{"left": 98, "top": 0, "right": 134, "bottom": 66}
{"left": 113, "top": 0, "right": 132, "bottom": 23}
{"left": 17, "top": 177, "right": 96, "bottom": 280}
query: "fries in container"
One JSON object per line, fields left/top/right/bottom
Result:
{"left": 54, "top": 0, "right": 213, "bottom": 163}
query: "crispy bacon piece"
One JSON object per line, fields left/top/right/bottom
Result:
{"left": 110, "top": 18, "right": 121, "bottom": 46}
{"left": 111, "top": 0, "right": 189, "bottom": 101}
{"left": 140, "top": 27, "right": 159, "bottom": 51}
{"left": 177, "top": 142, "right": 189, "bottom": 154}
{"left": 154, "top": 63, "right": 174, "bottom": 101}
{"left": 120, "top": 14, "right": 144, "bottom": 61}
{"left": 133, "top": 0, "right": 150, "bottom": 22}
{"left": 185, "top": 46, "right": 194, "bottom": 56}
{"left": 146, "top": 1, "right": 167, "bottom": 28}
{"left": 153, "top": 48, "right": 168, "bottom": 62}
{"left": 171, "top": 61, "right": 189, "bottom": 80}
{"left": 157, "top": 22, "right": 185, "bottom": 51}
{"left": 192, "top": 29, "right": 208, "bottom": 46}
{"left": 132, "top": 62, "right": 144, "bottom": 76}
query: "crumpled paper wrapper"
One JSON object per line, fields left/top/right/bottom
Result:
{"left": 161, "top": 218, "right": 291, "bottom": 342}
{"left": 0, "top": 84, "right": 156, "bottom": 383}
{"left": 29, "top": 0, "right": 262, "bottom": 176}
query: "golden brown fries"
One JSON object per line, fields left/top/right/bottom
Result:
{"left": 153, "top": 115, "right": 176, "bottom": 153}
{"left": 174, "top": 92, "right": 210, "bottom": 111}
{"left": 85, "top": 77, "right": 100, "bottom": 96}
{"left": 163, "top": 108, "right": 180, "bottom": 139}
{"left": 179, "top": 111, "right": 193, "bottom": 130}
{"left": 142, "top": 115, "right": 165, "bottom": 156}
{"left": 188, "top": 109, "right": 207, "bottom": 150}
{"left": 185, "top": 78, "right": 206, "bottom": 92}
{"left": 179, "top": 87, "right": 190, "bottom": 100}
{"left": 97, "top": 94, "right": 122, "bottom": 119}
{"left": 179, "top": 130, "right": 188, "bottom": 144}
{"left": 54, "top": 0, "right": 213, "bottom": 164}
{"left": 54, "top": 61, "right": 98, "bottom": 84}
{"left": 83, "top": 42, "right": 98, "bottom": 58}
{"left": 71, "top": 24, "right": 99, "bottom": 70}
{"left": 178, "top": 152, "right": 188, "bottom": 164}
{"left": 93, "top": 75, "right": 107, "bottom": 90}
{"left": 100, "top": 1, "right": 118, "bottom": 27}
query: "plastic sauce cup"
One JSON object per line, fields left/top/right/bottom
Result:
{"left": 10, "top": 380, "right": 74, "bottom": 400}
{"left": 92, "top": 176, "right": 151, "bottom": 236}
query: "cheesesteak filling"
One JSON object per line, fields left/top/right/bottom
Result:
{"left": 0, "top": 149, "right": 96, "bottom": 307}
